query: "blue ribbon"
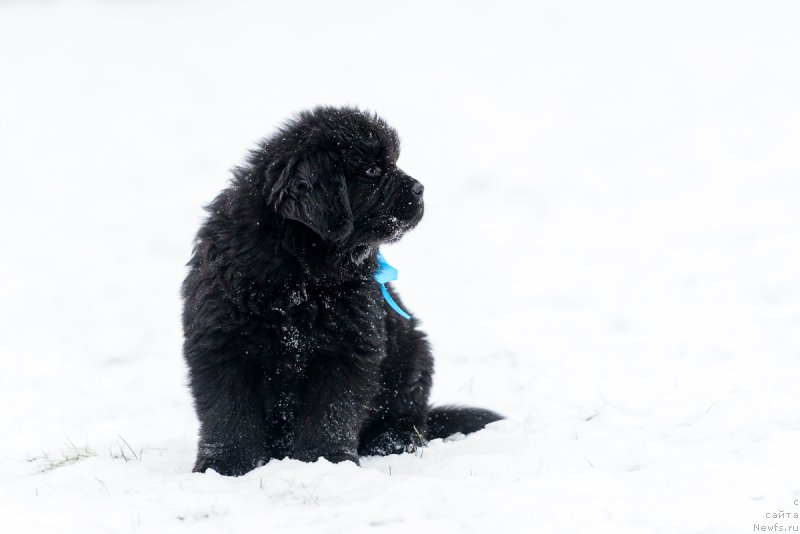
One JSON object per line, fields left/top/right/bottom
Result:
{"left": 374, "top": 251, "right": 411, "bottom": 320}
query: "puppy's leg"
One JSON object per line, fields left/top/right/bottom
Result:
{"left": 359, "top": 322, "right": 433, "bottom": 456}
{"left": 190, "top": 361, "right": 267, "bottom": 476}
{"left": 291, "top": 353, "right": 380, "bottom": 464}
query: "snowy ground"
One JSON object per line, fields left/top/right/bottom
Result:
{"left": 2, "top": 1, "right": 800, "bottom": 532}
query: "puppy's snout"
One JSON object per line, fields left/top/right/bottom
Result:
{"left": 411, "top": 181, "right": 424, "bottom": 196}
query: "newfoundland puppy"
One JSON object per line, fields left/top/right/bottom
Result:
{"left": 182, "top": 106, "right": 502, "bottom": 476}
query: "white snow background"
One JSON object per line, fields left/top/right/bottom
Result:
{"left": 1, "top": 1, "right": 799, "bottom": 532}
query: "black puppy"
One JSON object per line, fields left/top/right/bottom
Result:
{"left": 182, "top": 107, "right": 502, "bottom": 476}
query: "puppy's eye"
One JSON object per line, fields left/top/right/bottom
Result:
{"left": 296, "top": 181, "right": 312, "bottom": 193}
{"left": 364, "top": 165, "right": 382, "bottom": 177}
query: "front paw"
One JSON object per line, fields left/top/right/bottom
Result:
{"left": 193, "top": 444, "right": 260, "bottom": 476}
{"left": 292, "top": 448, "right": 359, "bottom": 465}
{"left": 359, "top": 429, "right": 426, "bottom": 457}
{"left": 193, "top": 454, "right": 256, "bottom": 476}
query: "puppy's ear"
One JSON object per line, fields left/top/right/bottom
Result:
{"left": 267, "top": 151, "right": 353, "bottom": 242}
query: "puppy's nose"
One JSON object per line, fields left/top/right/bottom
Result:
{"left": 411, "top": 181, "right": 424, "bottom": 196}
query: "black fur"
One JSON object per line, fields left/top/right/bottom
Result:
{"left": 182, "top": 106, "right": 502, "bottom": 476}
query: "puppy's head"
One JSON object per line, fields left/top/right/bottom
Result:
{"left": 264, "top": 107, "right": 424, "bottom": 255}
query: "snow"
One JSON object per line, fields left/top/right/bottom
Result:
{"left": 1, "top": 1, "right": 800, "bottom": 532}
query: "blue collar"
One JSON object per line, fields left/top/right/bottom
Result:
{"left": 373, "top": 251, "right": 411, "bottom": 320}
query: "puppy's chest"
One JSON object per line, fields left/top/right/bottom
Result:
{"left": 275, "top": 281, "right": 387, "bottom": 355}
